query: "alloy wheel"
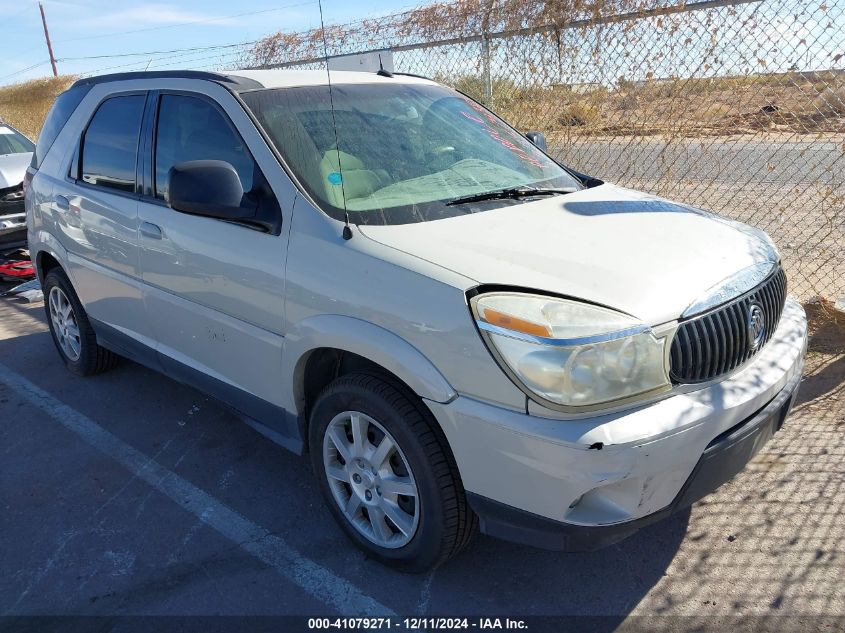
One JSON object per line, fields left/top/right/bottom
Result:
{"left": 323, "top": 410, "right": 420, "bottom": 548}
{"left": 48, "top": 286, "right": 81, "bottom": 361}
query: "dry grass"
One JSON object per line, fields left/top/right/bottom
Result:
{"left": 0, "top": 76, "right": 76, "bottom": 140}
{"left": 557, "top": 101, "right": 602, "bottom": 127}
{"left": 486, "top": 71, "right": 845, "bottom": 137}
{"left": 806, "top": 300, "right": 845, "bottom": 355}
{"left": 811, "top": 85, "right": 845, "bottom": 117}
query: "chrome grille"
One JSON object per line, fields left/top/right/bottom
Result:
{"left": 670, "top": 267, "right": 787, "bottom": 383}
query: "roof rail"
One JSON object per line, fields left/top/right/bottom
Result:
{"left": 392, "top": 71, "right": 436, "bottom": 82}
{"left": 70, "top": 70, "right": 264, "bottom": 91}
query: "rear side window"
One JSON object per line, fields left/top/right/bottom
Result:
{"left": 80, "top": 95, "right": 145, "bottom": 193}
{"left": 0, "top": 126, "right": 35, "bottom": 155}
{"left": 154, "top": 94, "right": 255, "bottom": 200}
{"left": 32, "top": 83, "right": 92, "bottom": 169}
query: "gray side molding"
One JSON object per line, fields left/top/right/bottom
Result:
{"left": 283, "top": 314, "right": 457, "bottom": 414}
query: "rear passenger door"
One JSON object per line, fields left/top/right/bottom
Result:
{"left": 58, "top": 91, "right": 158, "bottom": 357}
{"left": 136, "top": 86, "right": 294, "bottom": 440}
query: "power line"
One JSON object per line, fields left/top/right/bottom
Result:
{"left": 0, "top": 0, "right": 313, "bottom": 69}
{"left": 75, "top": 46, "right": 245, "bottom": 77}
{"left": 52, "top": 2, "right": 316, "bottom": 45}
{"left": 2, "top": 0, "right": 416, "bottom": 84}
{"left": 0, "top": 60, "right": 52, "bottom": 82}
{"left": 0, "top": 2, "right": 310, "bottom": 84}
{"left": 2, "top": 2, "right": 39, "bottom": 24}
{"left": 145, "top": 51, "right": 244, "bottom": 72}
{"left": 57, "top": 41, "right": 256, "bottom": 62}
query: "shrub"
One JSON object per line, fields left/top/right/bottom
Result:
{"left": 811, "top": 85, "right": 845, "bottom": 116}
{"left": 556, "top": 100, "right": 601, "bottom": 127}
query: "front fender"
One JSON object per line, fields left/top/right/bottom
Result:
{"left": 283, "top": 314, "right": 457, "bottom": 414}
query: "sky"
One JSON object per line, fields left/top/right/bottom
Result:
{"left": 2, "top": 1, "right": 841, "bottom": 88}
{"left": 0, "top": 0, "right": 419, "bottom": 85}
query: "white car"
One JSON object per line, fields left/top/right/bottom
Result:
{"left": 0, "top": 123, "right": 34, "bottom": 249}
{"left": 26, "top": 70, "right": 807, "bottom": 571}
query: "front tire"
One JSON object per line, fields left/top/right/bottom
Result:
{"left": 43, "top": 268, "right": 118, "bottom": 376}
{"left": 309, "top": 372, "right": 476, "bottom": 572}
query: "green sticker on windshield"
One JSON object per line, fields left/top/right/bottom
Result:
{"left": 327, "top": 172, "right": 343, "bottom": 185}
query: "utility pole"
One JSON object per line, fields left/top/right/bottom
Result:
{"left": 38, "top": 2, "right": 58, "bottom": 77}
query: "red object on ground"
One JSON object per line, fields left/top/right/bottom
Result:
{"left": 0, "top": 259, "right": 35, "bottom": 281}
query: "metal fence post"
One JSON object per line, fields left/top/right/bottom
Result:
{"left": 482, "top": 34, "right": 492, "bottom": 107}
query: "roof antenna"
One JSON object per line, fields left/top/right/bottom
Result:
{"left": 317, "top": 0, "right": 352, "bottom": 240}
{"left": 377, "top": 53, "right": 393, "bottom": 78}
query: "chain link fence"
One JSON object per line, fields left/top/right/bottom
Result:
{"left": 247, "top": 0, "right": 845, "bottom": 302}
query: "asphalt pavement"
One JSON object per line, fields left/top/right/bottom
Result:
{"left": 552, "top": 136, "right": 845, "bottom": 302}
{"left": 1, "top": 295, "right": 843, "bottom": 627}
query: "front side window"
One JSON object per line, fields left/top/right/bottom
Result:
{"left": 80, "top": 95, "right": 145, "bottom": 193}
{"left": 154, "top": 94, "right": 255, "bottom": 200}
{"left": 0, "top": 126, "right": 35, "bottom": 155}
{"left": 241, "top": 83, "right": 582, "bottom": 225}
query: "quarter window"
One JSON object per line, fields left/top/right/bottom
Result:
{"left": 33, "top": 83, "right": 92, "bottom": 169}
{"left": 154, "top": 94, "right": 255, "bottom": 200}
{"left": 80, "top": 95, "right": 145, "bottom": 193}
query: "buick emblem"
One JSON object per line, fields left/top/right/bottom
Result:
{"left": 746, "top": 303, "right": 766, "bottom": 352}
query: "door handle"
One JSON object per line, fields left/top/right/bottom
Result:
{"left": 140, "top": 221, "right": 163, "bottom": 239}
{"left": 55, "top": 195, "right": 70, "bottom": 212}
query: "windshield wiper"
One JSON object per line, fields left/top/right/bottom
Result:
{"left": 445, "top": 186, "right": 577, "bottom": 206}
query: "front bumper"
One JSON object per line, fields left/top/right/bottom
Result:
{"left": 1, "top": 190, "right": 26, "bottom": 250}
{"left": 426, "top": 297, "right": 807, "bottom": 550}
{"left": 466, "top": 368, "right": 799, "bottom": 550}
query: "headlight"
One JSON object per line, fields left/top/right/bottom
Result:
{"left": 470, "top": 292, "right": 670, "bottom": 410}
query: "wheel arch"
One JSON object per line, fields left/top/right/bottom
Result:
{"left": 36, "top": 251, "right": 63, "bottom": 285}
{"left": 284, "top": 315, "right": 457, "bottom": 430}
{"left": 31, "top": 232, "right": 71, "bottom": 286}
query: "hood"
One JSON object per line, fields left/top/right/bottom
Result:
{"left": 0, "top": 152, "right": 32, "bottom": 189}
{"left": 358, "top": 183, "right": 778, "bottom": 325}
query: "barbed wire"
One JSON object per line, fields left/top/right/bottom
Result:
{"left": 241, "top": 0, "right": 843, "bottom": 301}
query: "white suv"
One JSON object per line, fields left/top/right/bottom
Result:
{"left": 26, "top": 70, "right": 807, "bottom": 572}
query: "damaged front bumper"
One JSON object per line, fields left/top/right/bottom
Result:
{"left": 1, "top": 183, "right": 26, "bottom": 249}
{"left": 426, "top": 297, "right": 807, "bottom": 551}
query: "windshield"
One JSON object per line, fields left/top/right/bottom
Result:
{"left": 241, "top": 82, "right": 581, "bottom": 225}
{"left": 0, "top": 126, "right": 35, "bottom": 155}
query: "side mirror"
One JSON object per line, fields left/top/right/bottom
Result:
{"left": 525, "top": 131, "right": 547, "bottom": 152}
{"left": 168, "top": 160, "right": 255, "bottom": 219}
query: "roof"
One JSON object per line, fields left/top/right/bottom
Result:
{"left": 225, "top": 69, "right": 436, "bottom": 90}
{"left": 70, "top": 69, "right": 436, "bottom": 93}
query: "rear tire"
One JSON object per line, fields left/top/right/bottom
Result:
{"left": 43, "top": 268, "right": 118, "bottom": 376}
{"left": 309, "top": 372, "right": 477, "bottom": 572}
